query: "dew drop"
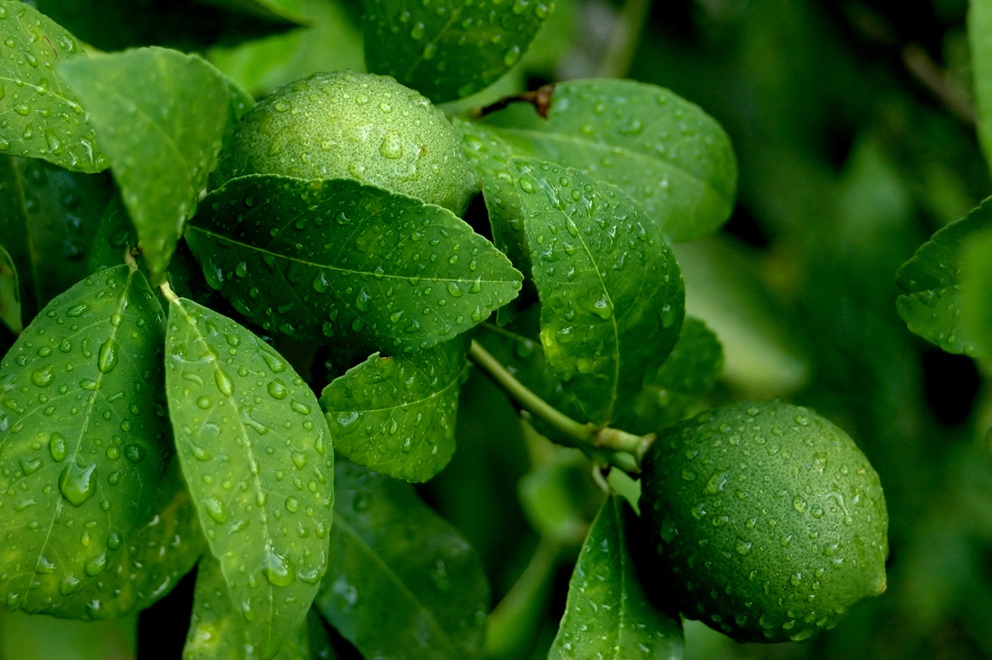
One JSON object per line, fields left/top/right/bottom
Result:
{"left": 49, "top": 432, "right": 68, "bottom": 462}
{"left": 214, "top": 369, "right": 235, "bottom": 397}
{"left": 203, "top": 497, "right": 228, "bottom": 523}
{"left": 263, "top": 547, "right": 295, "bottom": 587}
{"left": 97, "top": 338, "right": 119, "bottom": 374}
{"left": 59, "top": 462, "right": 98, "bottom": 506}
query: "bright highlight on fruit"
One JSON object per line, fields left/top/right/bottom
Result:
{"left": 214, "top": 70, "right": 478, "bottom": 214}
{"left": 639, "top": 400, "right": 888, "bottom": 643}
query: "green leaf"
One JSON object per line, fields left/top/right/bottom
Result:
{"left": 319, "top": 337, "right": 468, "bottom": 483}
{"left": 195, "top": 0, "right": 309, "bottom": 23}
{"left": 164, "top": 297, "right": 334, "bottom": 658}
{"left": 512, "top": 158, "right": 685, "bottom": 425}
{"left": 480, "top": 80, "right": 738, "bottom": 242}
{"left": 315, "top": 459, "right": 489, "bottom": 659}
{"left": 549, "top": 497, "right": 683, "bottom": 659}
{"left": 614, "top": 317, "right": 724, "bottom": 435}
{"left": 0, "top": 609, "right": 137, "bottom": 659}
{"left": 86, "top": 196, "right": 134, "bottom": 275}
{"left": 961, "top": 228, "right": 992, "bottom": 361}
{"left": 0, "top": 265, "right": 173, "bottom": 618}
{"left": 0, "top": 2, "right": 108, "bottom": 172}
{"left": 896, "top": 197, "right": 992, "bottom": 356}
{"left": 183, "top": 555, "right": 314, "bottom": 660}
{"left": 970, "top": 0, "right": 992, "bottom": 174}
{"left": 186, "top": 174, "right": 522, "bottom": 354}
{"left": 518, "top": 447, "right": 602, "bottom": 545}
{"left": 0, "top": 244, "right": 20, "bottom": 333}
{"left": 362, "top": 0, "right": 553, "bottom": 102}
{"left": 59, "top": 47, "right": 230, "bottom": 284}
{"left": 0, "top": 156, "right": 116, "bottom": 321}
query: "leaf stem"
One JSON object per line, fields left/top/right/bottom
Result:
{"left": 468, "top": 340, "right": 650, "bottom": 472}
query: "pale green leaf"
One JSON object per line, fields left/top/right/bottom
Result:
{"left": 315, "top": 459, "right": 489, "bottom": 659}
{"left": 164, "top": 298, "right": 334, "bottom": 658}
{"left": 183, "top": 555, "right": 314, "bottom": 660}
{"left": 549, "top": 498, "right": 683, "bottom": 659}
{"left": 0, "top": 244, "right": 20, "bottom": 333}
{"left": 187, "top": 174, "right": 522, "bottom": 355}
{"left": 0, "top": 1, "right": 108, "bottom": 172}
{"left": 0, "top": 265, "right": 173, "bottom": 618}
{"left": 0, "top": 609, "right": 136, "bottom": 660}
{"left": 512, "top": 159, "right": 685, "bottom": 425}
{"left": 319, "top": 337, "right": 468, "bottom": 483}
{"left": 896, "top": 197, "right": 992, "bottom": 356}
{"left": 59, "top": 47, "right": 230, "bottom": 284}
{"left": 480, "top": 80, "right": 737, "bottom": 242}
{"left": 362, "top": 0, "right": 553, "bottom": 102}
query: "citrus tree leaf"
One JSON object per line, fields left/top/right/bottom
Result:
{"left": 362, "top": 0, "right": 553, "bottom": 102}
{"left": 315, "top": 459, "right": 489, "bottom": 659}
{"left": 0, "top": 244, "right": 20, "bottom": 334}
{"left": 961, "top": 228, "right": 992, "bottom": 361}
{"left": 896, "top": 197, "right": 992, "bottom": 356}
{"left": 549, "top": 497, "right": 683, "bottom": 659}
{"left": 0, "top": 156, "right": 116, "bottom": 321}
{"left": 0, "top": 264, "right": 173, "bottom": 618}
{"left": 0, "top": 1, "right": 108, "bottom": 172}
{"left": 512, "top": 158, "right": 685, "bottom": 425}
{"left": 164, "top": 297, "right": 334, "bottom": 658}
{"left": 613, "top": 316, "right": 724, "bottom": 435}
{"left": 480, "top": 80, "right": 737, "bottom": 242}
{"left": 186, "top": 174, "right": 522, "bottom": 354}
{"left": 319, "top": 337, "right": 468, "bottom": 483}
{"left": 183, "top": 554, "right": 314, "bottom": 660}
{"left": 59, "top": 47, "right": 230, "bottom": 284}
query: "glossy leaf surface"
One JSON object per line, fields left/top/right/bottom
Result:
{"left": 59, "top": 47, "right": 230, "bottom": 284}
{"left": 183, "top": 554, "right": 313, "bottom": 660}
{"left": 896, "top": 197, "right": 992, "bottom": 356}
{"left": 187, "top": 175, "right": 522, "bottom": 354}
{"left": 0, "top": 265, "right": 172, "bottom": 618}
{"left": 316, "top": 459, "right": 489, "bottom": 659}
{"left": 165, "top": 298, "right": 333, "bottom": 658}
{"left": 513, "top": 159, "right": 685, "bottom": 424}
{"left": 0, "top": 2, "right": 108, "bottom": 172}
{"left": 320, "top": 337, "right": 468, "bottom": 483}
{"left": 362, "top": 0, "right": 552, "bottom": 102}
{"left": 480, "top": 80, "right": 737, "bottom": 242}
{"left": 549, "top": 497, "right": 683, "bottom": 659}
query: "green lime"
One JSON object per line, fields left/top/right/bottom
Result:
{"left": 639, "top": 401, "right": 888, "bottom": 643}
{"left": 215, "top": 71, "right": 478, "bottom": 214}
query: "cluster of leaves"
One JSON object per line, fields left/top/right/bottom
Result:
{"left": 0, "top": 0, "right": 740, "bottom": 658}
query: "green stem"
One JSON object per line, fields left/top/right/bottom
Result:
{"left": 468, "top": 340, "right": 596, "bottom": 445}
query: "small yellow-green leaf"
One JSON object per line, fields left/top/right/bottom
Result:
{"left": 320, "top": 338, "right": 468, "bottom": 482}
{"left": 59, "top": 47, "right": 230, "bottom": 284}
{"left": 165, "top": 298, "right": 333, "bottom": 658}
{"left": 0, "top": 1, "right": 108, "bottom": 172}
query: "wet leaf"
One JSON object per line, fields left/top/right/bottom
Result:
{"left": 315, "top": 459, "right": 489, "bottom": 659}
{"left": 896, "top": 197, "right": 992, "bottom": 356}
{"left": 319, "top": 337, "right": 468, "bottom": 483}
{"left": 59, "top": 47, "right": 230, "bottom": 284}
{"left": 480, "top": 80, "right": 737, "bottom": 242}
{"left": 0, "top": 1, "right": 108, "bottom": 172}
{"left": 186, "top": 174, "right": 522, "bottom": 354}
{"left": 512, "top": 158, "right": 685, "bottom": 425}
{"left": 183, "top": 554, "right": 314, "bottom": 660}
{"left": 0, "top": 264, "right": 173, "bottom": 618}
{"left": 0, "top": 156, "right": 116, "bottom": 321}
{"left": 613, "top": 317, "right": 723, "bottom": 434}
{"left": 549, "top": 497, "right": 683, "bottom": 659}
{"left": 362, "top": 0, "right": 553, "bottom": 102}
{"left": 0, "top": 244, "right": 20, "bottom": 333}
{"left": 164, "top": 297, "right": 334, "bottom": 658}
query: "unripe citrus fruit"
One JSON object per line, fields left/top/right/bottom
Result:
{"left": 214, "top": 71, "right": 478, "bottom": 214}
{"left": 639, "top": 401, "right": 888, "bottom": 643}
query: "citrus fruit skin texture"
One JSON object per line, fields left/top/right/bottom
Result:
{"left": 639, "top": 401, "right": 888, "bottom": 643}
{"left": 215, "top": 71, "right": 478, "bottom": 214}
